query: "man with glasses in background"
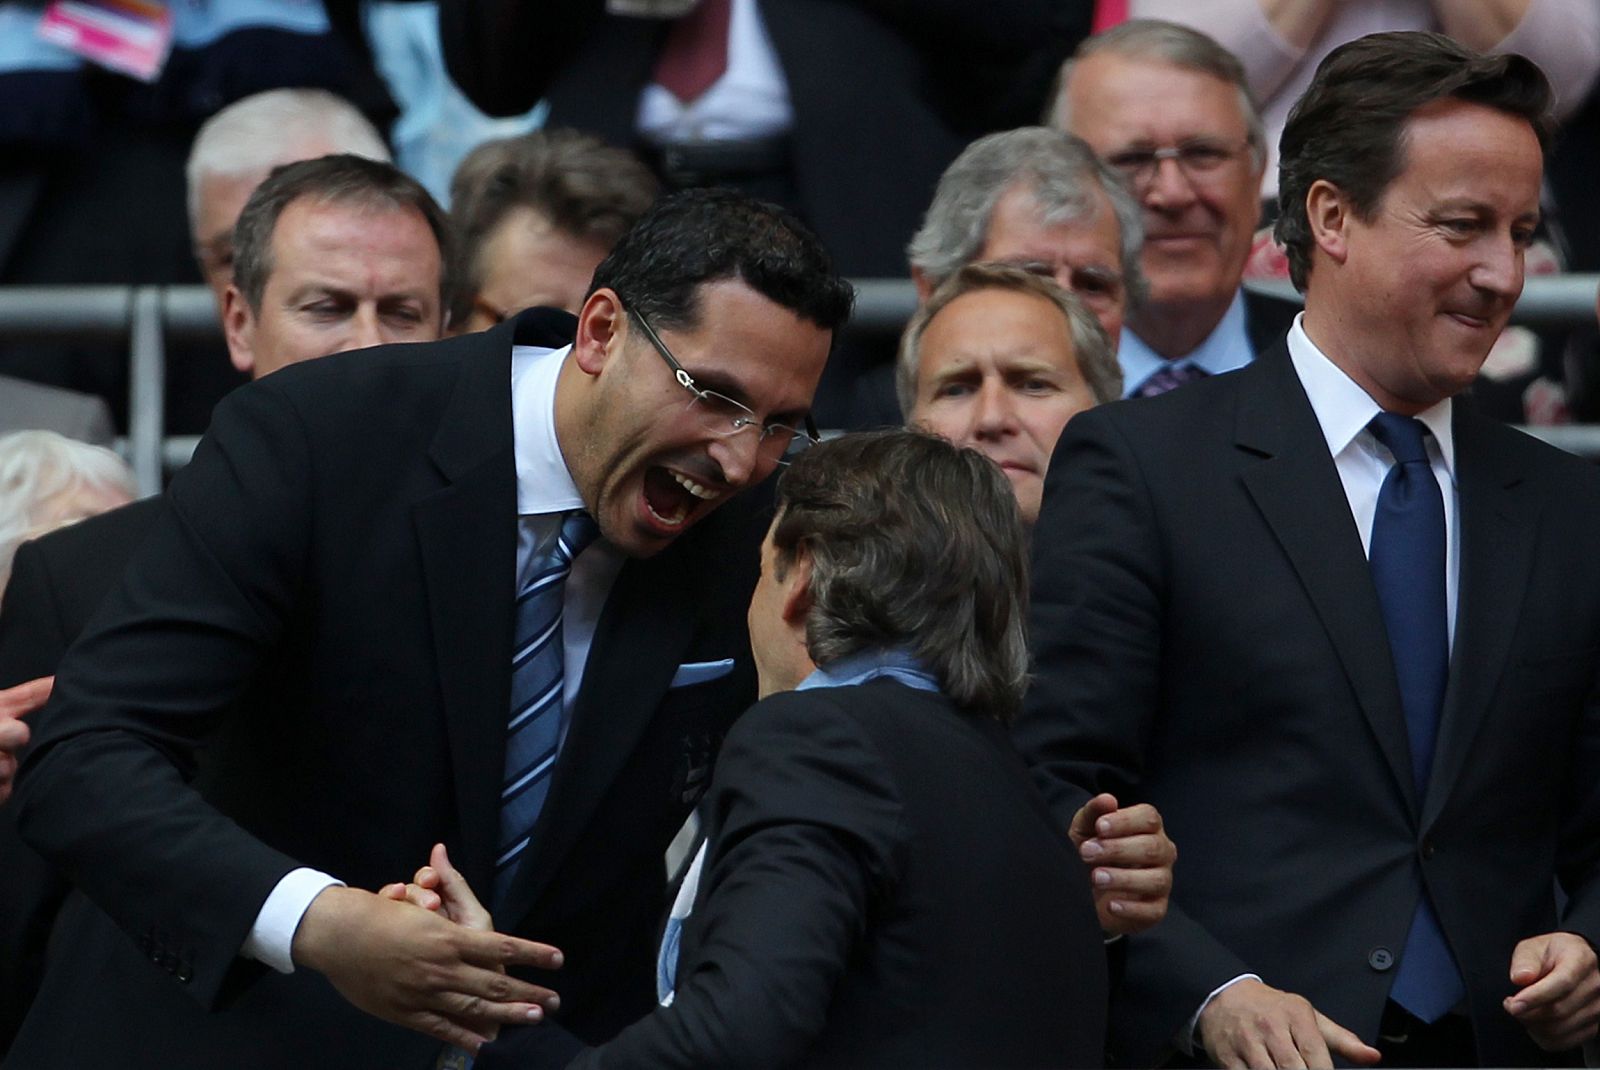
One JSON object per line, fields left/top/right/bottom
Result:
{"left": 1049, "top": 20, "right": 1300, "bottom": 397}
{"left": 7, "top": 189, "right": 849, "bottom": 1069}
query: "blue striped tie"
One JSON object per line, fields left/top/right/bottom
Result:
{"left": 495, "top": 510, "right": 598, "bottom": 907}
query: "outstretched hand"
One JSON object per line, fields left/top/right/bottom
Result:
{"left": 294, "top": 871, "right": 561, "bottom": 1053}
{"left": 1067, "top": 793, "right": 1176, "bottom": 935}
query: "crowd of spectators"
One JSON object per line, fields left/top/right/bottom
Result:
{"left": 0, "top": 4, "right": 1598, "bottom": 1069}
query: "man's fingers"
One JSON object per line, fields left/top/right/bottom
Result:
{"left": 457, "top": 929, "right": 564, "bottom": 971}
{"left": 410, "top": 1011, "right": 491, "bottom": 1055}
{"left": 0, "top": 718, "right": 29, "bottom": 750}
{"left": 1262, "top": 1019, "right": 1313, "bottom": 1070}
{"left": 1067, "top": 792, "right": 1118, "bottom": 847}
{"left": 1510, "top": 936, "right": 1551, "bottom": 986}
{"left": 1085, "top": 833, "right": 1175, "bottom": 869}
{"left": 0, "top": 676, "right": 52, "bottom": 719}
{"left": 1509, "top": 959, "right": 1583, "bottom": 1012}
{"left": 1318, "top": 1011, "right": 1382, "bottom": 1065}
{"left": 444, "top": 988, "right": 553, "bottom": 1026}
{"left": 445, "top": 966, "right": 560, "bottom": 1012}
{"left": 1093, "top": 801, "right": 1164, "bottom": 838}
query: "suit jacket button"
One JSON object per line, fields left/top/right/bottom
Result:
{"left": 1421, "top": 839, "right": 1437, "bottom": 860}
{"left": 176, "top": 963, "right": 193, "bottom": 983}
{"left": 1369, "top": 947, "right": 1395, "bottom": 971}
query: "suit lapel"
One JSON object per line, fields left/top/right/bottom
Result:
{"left": 500, "top": 543, "right": 700, "bottom": 918}
{"left": 1234, "top": 347, "right": 1419, "bottom": 814}
{"left": 413, "top": 324, "right": 520, "bottom": 890}
{"left": 1421, "top": 406, "right": 1536, "bottom": 828}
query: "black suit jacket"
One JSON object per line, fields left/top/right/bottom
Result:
{"left": 482, "top": 678, "right": 1107, "bottom": 1069}
{"left": 7, "top": 311, "right": 766, "bottom": 1068}
{"left": 1015, "top": 343, "right": 1600, "bottom": 1067}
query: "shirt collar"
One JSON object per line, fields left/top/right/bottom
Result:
{"left": 1285, "top": 314, "right": 1455, "bottom": 476}
{"left": 796, "top": 647, "right": 941, "bottom": 693}
{"left": 1119, "top": 290, "right": 1252, "bottom": 397}
{"left": 511, "top": 343, "right": 585, "bottom": 516}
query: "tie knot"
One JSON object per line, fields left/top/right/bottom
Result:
{"left": 559, "top": 511, "right": 599, "bottom": 562}
{"left": 1368, "top": 412, "right": 1431, "bottom": 466}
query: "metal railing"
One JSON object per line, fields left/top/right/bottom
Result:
{"left": 2, "top": 277, "right": 1598, "bottom": 495}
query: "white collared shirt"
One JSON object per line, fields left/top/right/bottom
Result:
{"left": 1119, "top": 291, "right": 1255, "bottom": 398}
{"left": 636, "top": 0, "right": 793, "bottom": 143}
{"left": 242, "top": 343, "right": 622, "bottom": 972}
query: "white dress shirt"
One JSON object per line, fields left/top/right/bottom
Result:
{"left": 636, "top": 0, "right": 793, "bottom": 143}
{"left": 242, "top": 342, "right": 621, "bottom": 972}
{"left": 1182, "top": 314, "right": 1460, "bottom": 1047}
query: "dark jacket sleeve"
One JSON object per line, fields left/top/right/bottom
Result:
{"left": 485, "top": 689, "right": 904, "bottom": 1069}
{"left": 1013, "top": 409, "right": 1252, "bottom": 1054}
{"left": 11, "top": 380, "right": 316, "bottom": 1011}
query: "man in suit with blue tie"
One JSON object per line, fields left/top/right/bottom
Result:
{"left": 7, "top": 188, "right": 851, "bottom": 1068}
{"left": 1019, "top": 31, "right": 1600, "bottom": 1069}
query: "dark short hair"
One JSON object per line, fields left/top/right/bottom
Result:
{"left": 448, "top": 127, "right": 659, "bottom": 324}
{"left": 771, "top": 429, "right": 1030, "bottom": 723}
{"left": 232, "top": 154, "right": 456, "bottom": 317}
{"left": 1275, "top": 31, "right": 1553, "bottom": 290}
{"left": 589, "top": 188, "right": 855, "bottom": 336}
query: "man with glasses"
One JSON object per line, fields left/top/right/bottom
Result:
{"left": 1049, "top": 20, "right": 1300, "bottom": 397}
{"left": 909, "top": 126, "right": 1144, "bottom": 352}
{"left": 7, "top": 189, "right": 852, "bottom": 1069}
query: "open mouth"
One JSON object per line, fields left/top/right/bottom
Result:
{"left": 642, "top": 466, "right": 719, "bottom": 530}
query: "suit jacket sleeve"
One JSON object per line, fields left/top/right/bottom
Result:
{"left": 12, "top": 381, "right": 317, "bottom": 1010}
{"left": 484, "top": 689, "right": 905, "bottom": 1069}
{"left": 1014, "top": 408, "right": 1253, "bottom": 1047}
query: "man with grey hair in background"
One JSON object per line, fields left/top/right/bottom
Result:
{"left": 900, "top": 263, "right": 1121, "bottom": 527}
{"left": 187, "top": 88, "right": 392, "bottom": 311}
{"left": 909, "top": 126, "right": 1145, "bottom": 349}
{"left": 1049, "top": 20, "right": 1300, "bottom": 397}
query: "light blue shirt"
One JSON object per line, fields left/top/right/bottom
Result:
{"left": 654, "top": 648, "right": 940, "bottom": 1003}
{"left": 1119, "top": 290, "right": 1254, "bottom": 398}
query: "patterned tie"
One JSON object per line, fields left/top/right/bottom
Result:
{"left": 1366, "top": 412, "right": 1465, "bottom": 1022}
{"left": 652, "top": 0, "right": 732, "bottom": 104}
{"left": 1134, "top": 362, "right": 1209, "bottom": 398}
{"left": 496, "top": 510, "right": 598, "bottom": 907}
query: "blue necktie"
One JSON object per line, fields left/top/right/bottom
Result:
{"left": 1366, "top": 412, "right": 1465, "bottom": 1022}
{"left": 495, "top": 510, "right": 598, "bottom": 908}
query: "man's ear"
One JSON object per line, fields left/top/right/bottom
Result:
{"left": 779, "top": 547, "right": 814, "bottom": 625}
{"left": 222, "top": 284, "right": 256, "bottom": 376}
{"left": 572, "top": 287, "right": 624, "bottom": 376}
{"left": 911, "top": 266, "right": 934, "bottom": 304}
{"left": 1305, "top": 179, "right": 1352, "bottom": 268}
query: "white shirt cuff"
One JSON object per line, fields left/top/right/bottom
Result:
{"left": 1181, "top": 973, "right": 1263, "bottom": 1055}
{"left": 240, "top": 867, "right": 343, "bottom": 974}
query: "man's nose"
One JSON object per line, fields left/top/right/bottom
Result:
{"left": 1142, "top": 155, "right": 1199, "bottom": 213}
{"left": 972, "top": 381, "right": 1019, "bottom": 437}
{"left": 709, "top": 427, "right": 765, "bottom": 488}
{"left": 345, "top": 306, "right": 386, "bottom": 352}
{"left": 1471, "top": 232, "right": 1524, "bottom": 301}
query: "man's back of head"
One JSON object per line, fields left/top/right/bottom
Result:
{"left": 767, "top": 428, "right": 1031, "bottom": 722}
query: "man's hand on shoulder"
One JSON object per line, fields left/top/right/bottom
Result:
{"left": 0, "top": 675, "right": 52, "bottom": 805}
{"left": 1506, "top": 931, "right": 1600, "bottom": 1051}
{"left": 1198, "top": 978, "right": 1380, "bottom": 1070}
{"left": 291, "top": 879, "right": 563, "bottom": 1054}
{"left": 1068, "top": 792, "right": 1175, "bottom": 935}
